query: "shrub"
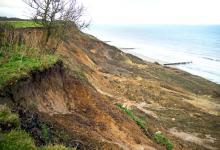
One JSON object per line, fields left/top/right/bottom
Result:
{"left": 0, "top": 130, "right": 36, "bottom": 150}
{"left": 153, "top": 131, "right": 173, "bottom": 150}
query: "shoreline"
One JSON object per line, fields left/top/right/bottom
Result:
{"left": 86, "top": 25, "right": 220, "bottom": 85}
{"left": 118, "top": 48, "right": 220, "bottom": 85}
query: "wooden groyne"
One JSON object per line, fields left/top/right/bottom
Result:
{"left": 120, "top": 48, "right": 135, "bottom": 50}
{"left": 164, "top": 61, "right": 192, "bottom": 66}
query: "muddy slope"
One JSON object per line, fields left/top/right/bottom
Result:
{"left": 0, "top": 61, "right": 160, "bottom": 150}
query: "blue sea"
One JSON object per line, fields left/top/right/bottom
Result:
{"left": 85, "top": 25, "right": 220, "bottom": 84}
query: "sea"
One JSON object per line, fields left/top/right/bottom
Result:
{"left": 85, "top": 25, "right": 220, "bottom": 84}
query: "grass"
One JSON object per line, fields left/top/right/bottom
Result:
{"left": 0, "top": 44, "right": 58, "bottom": 89}
{"left": 116, "top": 103, "right": 145, "bottom": 129}
{"left": 0, "top": 21, "right": 42, "bottom": 29}
{"left": 40, "top": 144, "right": 74, "bottom": 150}
{"left": 40, "top": 124, "right": 50, "bottom": 143}
{"left": 153, "top": 131, "right": 173, "bottom": 150}
{"left": 116, "top": 104, "right": 173, "bottom": 150}
{"left": 0, "top": 105, "right": 74, "bottom": 150}
{"left": 0, "top": 130, "right": 36, "bottom": 150}
{"left": 0, "top": 105, "right": 20, "bottom": 129}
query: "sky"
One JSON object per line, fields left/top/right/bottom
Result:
{"left": 0, "top": 0, "right": 220, "bottom": 25}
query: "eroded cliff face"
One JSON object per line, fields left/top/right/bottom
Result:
{"left": 0, "top": 61, "right": 159, "bottom": 150}
{"left": 55, "top": 29, "right": 220, "bottom": 150}
{"left": 1, "top": 28, "right": 220, "bottom": 150}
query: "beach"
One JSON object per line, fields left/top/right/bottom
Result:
{"left": 85, "top": 25, "right": 220, "bottom": 84}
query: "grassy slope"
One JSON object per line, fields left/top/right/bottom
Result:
{"left": 0, "top": 45, "right": 58, "bottom": 89}
{"left": 0, "top": 23, "right": 67, "bottom": 149}
{"left": 0, "top": 21, "right": 54, "bottom": 89}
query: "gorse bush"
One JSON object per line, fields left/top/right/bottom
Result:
{"left": 154, "top": 131, "right": 173, "bottom": 150}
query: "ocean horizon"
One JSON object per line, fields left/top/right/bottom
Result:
{"left": 85, "top": 24, "right": 220, "bottom": 84}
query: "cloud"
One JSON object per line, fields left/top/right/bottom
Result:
{"left": 0, "top": 0, "right": 25, "bottom": 8}
{"left": 81, "top": 0, "right": 220, "bottom": 24}
{"left": 0, "top": 0, "right": 220, "bottom": 24}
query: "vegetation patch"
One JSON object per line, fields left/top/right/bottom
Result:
{"left": 40, "top": 144, "right": 74, "bottom": 150}
{"left": 0, "top": 44, "right": 58, "bottom": 88}
{"left": 0, "top": 21, "right": 42, "bottom": 29}
{"left": 40, "top": 124, "right": 50, "bottom": 143}
{"left": 153, "top": 131, "right": 173, "bottom": 150}
{"left": 0, "top": 105, "right": 20, "bottom": 130}
{"left": 0, "top": 105, "right": 73, "bottom": 150}
{"left": 0, "top": 129, "right": 36, "bottom": 150}
{"left": 116, "top": 103, "right": 145, "bottom": 129}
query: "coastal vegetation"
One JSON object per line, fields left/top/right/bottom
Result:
{"left": 0, "top": 21, "right": 41, "bottom": 29}
{"left": 116, "top": 103, "right": 174, "bottom": 150}
{"left": 116, "top": 103, "right": 145, "bottom": 129}
{"left": 154, "top": 131, "right": 173, "bottom": 150}
{"left": 0, "top": 44, "right": 58, "bottom": 89}
{"left": 0, "top": 105, "right": 72, "bottom": 150}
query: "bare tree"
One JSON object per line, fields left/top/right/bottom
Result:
{"left": 23, "top": 0, "right": 89, "bottom": 42}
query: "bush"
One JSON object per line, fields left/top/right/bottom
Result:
{"left": 0, "top": 130, "right": 36, "bottom": 150}
{"left": 0, "top": 105, "right": 20, "bottom": 130}
{"left": 153, "top": 131, "right": 173, "bottom": 150}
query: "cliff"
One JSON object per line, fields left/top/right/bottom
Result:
{"left": 0, "top": 27, "right": 220, "bottom": 150}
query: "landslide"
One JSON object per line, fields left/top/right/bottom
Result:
{"left": 1, "top": 27, "right": 220, "bottom": 150}
{"left": 0, "top": 55, "right": 158, "bottom": 149}
{"left": 54, "top": 29, "right": 220, "bottom": 150}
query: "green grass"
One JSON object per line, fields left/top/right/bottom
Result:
{"left": 116, "top": 103, "right": 145, "bottom": 129}
{"left": 40, "top": 145, "right": 74, "bottom": 150}
{"left": 153, "top": 131, "right": 173, "bottom": 150}
{"left": 0, "top": 105, "right": 74, "bottom": 150}
{"left": 1, "top": 21, "right": 42, "bottom": 28}
{"left": 40, "top": 124, "right": 50, "bottom": 143}
{"left": 0, "top": 130, "right": 74, "bottom": 150}
{"left": 116, "top": 104, "right": 173, "bottom": 150}
{"left": 0, "top": 105, "right": 20, "bottom": 129}
{"left": 0, "top": 45, "right": 58, "bottom": 88}
{"left": 0, "top": 130, "right": 36, "bottom": 150}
